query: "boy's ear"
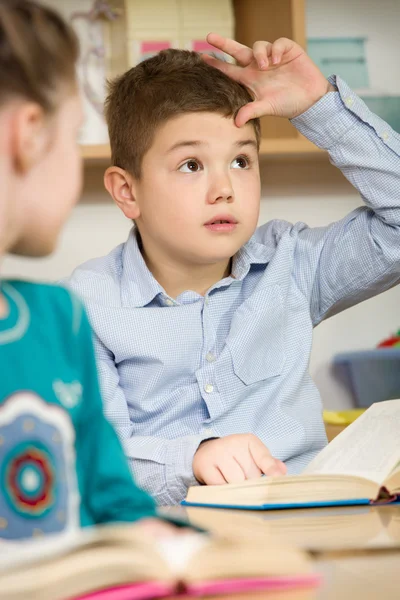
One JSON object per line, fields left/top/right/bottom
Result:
{"left": 13, "top": 103, "right": 49, "bottom": 173}
{"left": 104, "top": 167, "right": 140, "bottom": 220}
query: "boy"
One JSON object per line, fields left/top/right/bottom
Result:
{"left": 66, "top": 35, "right": 400, "bottom": 505}
{"left": 0, "top": 0, "right": 182, "bottom": 539}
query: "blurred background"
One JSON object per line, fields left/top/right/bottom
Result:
{"left": 3, "top": 0, "right": 400, "bottom": 410}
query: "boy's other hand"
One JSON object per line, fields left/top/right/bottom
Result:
{"left": 203, "top": 33, "right": 336, "bottom": 126}
{"left": 193, "top": 434, "right": 287, "bottom": 485}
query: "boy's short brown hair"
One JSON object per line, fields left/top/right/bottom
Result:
{"left": 105, "top": 49, "right": 261, "bottom": 179}
{"left": 0, "top": 0, "right": 79, "bottom": 113}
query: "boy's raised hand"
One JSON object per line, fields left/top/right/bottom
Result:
{"left": 203, "top": 33, "right": 336, "bottom": 126}
{"left": 193, "top": 433, "right": 287, "bottom": 485}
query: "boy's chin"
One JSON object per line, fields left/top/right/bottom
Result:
{"left": 195, "top": 249, "right": 239, "bottom": 267}
{"left": 200, "top": 239, "right": 249, "bottom": 263}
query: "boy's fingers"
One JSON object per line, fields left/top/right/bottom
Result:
{"left": 218, "top": 456, "right": 247, "bottom": 484}
{"left": 235, "top": 101, "right": 270, "bottom": 127}
{"left": 200, "top": 465, "right": 228, "bottom": 486}
{"left": 236, "top": 455, "right": 263, "bottom": 480}
{"left": 202, "top": 54, "right": 245, "bottom": 83}
{"left": 277, "top": 460, "right": 288, "bottom": 475}
{"left": 259, "top": 456, "right": 285, "bottom": 477}
{"left": 253, "top": 40, "right": 272, "bottom": 70}
{"left": 271, "top": 37, "right": 296, "bottom": 65}
{"left": 249, "top": 437, "right": 284, "bottom": 476}
{"left": 206, "top": 32, "right": 254, "bottom": 67}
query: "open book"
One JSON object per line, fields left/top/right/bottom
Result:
{"left": 0, "top": 523, "right": 319, "bottom": 600}
{"left": 183, "top": 400, "right": 400, "bottom": 510}
{"left": 181, "top": 504, "right": 400, "bottom": 553}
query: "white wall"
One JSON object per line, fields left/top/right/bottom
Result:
{"left": 3, "top": 0, "right": 400, "bottom": 409}
{"left": 307, "top": 0, "right": 400, "bottom": 95}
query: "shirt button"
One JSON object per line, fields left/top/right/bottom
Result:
{"left": 381, "top": 131, "right": 390, "bottom": 141}
{"left": 206, "top": 352, "right": 216, "bottom": 362}
{"left": 204, "top": 384, "right": 214, "bottom": 393}
{"left": 165, "top": 298, "right": 174, "bottom": 306}
{"left": 204, "top": 296, "right": 210, "bottom": 305}
{"left": 345, "top": 96, "right": 354, "bottom": 107}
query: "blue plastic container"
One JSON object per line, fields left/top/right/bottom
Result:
{"left": 333, "top": 348, "right": 400, "bottom": 407}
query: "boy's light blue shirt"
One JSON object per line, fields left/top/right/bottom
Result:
{"left": 66, "top": 76, "right": 400, "bottom": 505}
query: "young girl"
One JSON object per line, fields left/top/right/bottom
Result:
{"left": 0, "top": 0, "right": 177, "bottom": 540}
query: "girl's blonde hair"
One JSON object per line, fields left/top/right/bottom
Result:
{"left": 0, "top": 0, "right": 79, "bottom": 112}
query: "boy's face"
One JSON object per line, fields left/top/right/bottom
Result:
{"left": 133, "top": 111, "right": 261, "bottom": 268}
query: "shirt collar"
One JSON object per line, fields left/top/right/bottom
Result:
{"left": 120, "top": 228, "right": 165, "bottom": 308}
{"left": 231, "top": 231, "right": 277, "bottom": 280}
{"left": 120, "top": 226, "right": 276, "bottom": 306}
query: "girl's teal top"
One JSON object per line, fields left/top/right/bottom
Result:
{"left": 0, "top": 281, "right": 156, "bottom": 540}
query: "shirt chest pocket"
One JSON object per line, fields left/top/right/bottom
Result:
{"left": 226, "top": 285, "right": 286, "bottom": 385}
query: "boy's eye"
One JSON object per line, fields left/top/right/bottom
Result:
{"left": 179, "top": 160, "right": 201, "bottom": 173}
{"left": 231, "top": 155, "right": 250, "bottom": 169}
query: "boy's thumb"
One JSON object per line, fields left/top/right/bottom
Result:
{"left": 235, "top": 101, "right": 269, "bottom": 127}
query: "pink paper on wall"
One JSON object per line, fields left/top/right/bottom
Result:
{"left": 140, "top": 41, "right": 172, "bottom": 62}
{"left": 192, "top": 41, "right": 217, "bottom": 53}
{"left": 189, "top": 41, "right": 228, "bottom": 61}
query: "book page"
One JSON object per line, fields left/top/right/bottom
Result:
{"left": 156, "top": 533, "right": 209, "bottom": 577}
{"left": 304, "top": 400, "right": 400, "bottom": 484}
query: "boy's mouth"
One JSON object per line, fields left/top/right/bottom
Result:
{"left": 204, "top": 215, "right": 238, "bottom": 233}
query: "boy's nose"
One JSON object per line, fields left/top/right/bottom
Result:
{"left": 207, "top": 176, "right": 234, "bottom": 204}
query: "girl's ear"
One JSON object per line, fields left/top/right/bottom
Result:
{"left": 13, "top": 103, "right": 50, "bottom": 173}
{"left": 104, "top": 166, "right": 141, "bottom": 220}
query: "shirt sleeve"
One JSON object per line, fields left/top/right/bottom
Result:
{"left": 94, "top": 335, "right": 215, "bottom": 506}
{"left": 72, "top": 298, "right": 158, "bottom": 523}
{"left": 290, "top": 75, "right": 400, "bottom": 325}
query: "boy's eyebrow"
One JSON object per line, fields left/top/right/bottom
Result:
{"left": 167, "top": 139, "right": 258, "bottom": 153}
{"left": 235, "top": 139, "right": 258, "bottom": 150}
{"left": 167, "top": 140, "right": 203, "bottom": 153}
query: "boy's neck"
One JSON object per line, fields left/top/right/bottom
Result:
{"left": 140, "top": 239, "right": 232, "bottom": 298}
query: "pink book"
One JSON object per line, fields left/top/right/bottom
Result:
{"left": 75, "top": 574, "right": 322, "bottom": 600}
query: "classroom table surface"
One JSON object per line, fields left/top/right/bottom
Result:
{"left": 162, "top": 503, "right": 400, "bottom": 600}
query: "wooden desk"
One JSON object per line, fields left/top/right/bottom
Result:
{"left": 163, "top": 504, "right": 400, "bottom": 600}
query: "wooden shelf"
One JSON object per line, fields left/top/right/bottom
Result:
{"left": 80, "top": 0, "right": 324, "bottom": 167}
{"left": 259, "top": 136, "right": 323, "bottom": 157}
{"left": 80, "top": 144, "right": 111, "bottom": 165}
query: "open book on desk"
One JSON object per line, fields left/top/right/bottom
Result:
{"left": 182, "top": 504, "right": 400, "bottom": 553}
{"left": 183, "top": 399, "right": 400, "bottom": 510}
{"left": 0, "top": 523, "right": 319, "bottom": 600}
